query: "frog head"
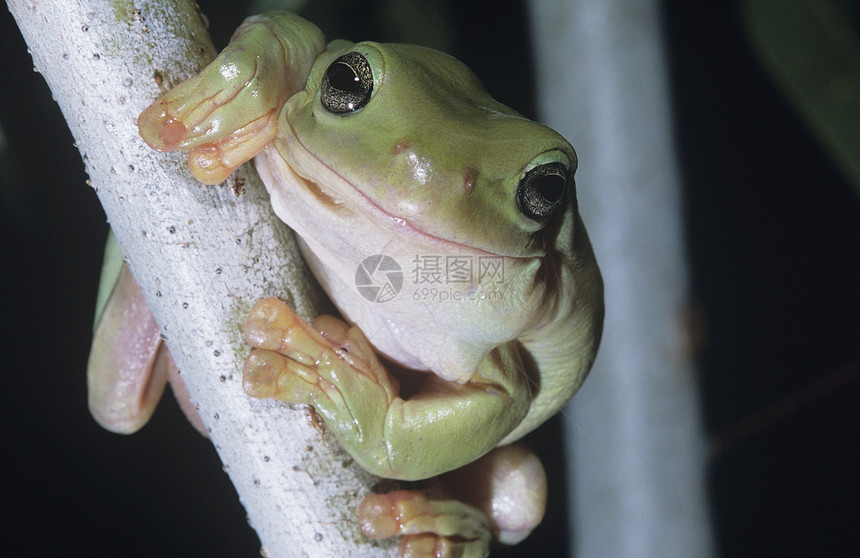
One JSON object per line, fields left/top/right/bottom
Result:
{"left": 274, "top": 41, "right": 578, "bottom": 260}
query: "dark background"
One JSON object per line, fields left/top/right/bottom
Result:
{"left": 2, "top": 1, "right": 858, "bottom": 556}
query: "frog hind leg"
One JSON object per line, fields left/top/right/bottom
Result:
{"left": 88, "top": 233, "right": 207, "bottom": 435}
{"left": 87, "top": 260, "right": 169, "bottom": 434}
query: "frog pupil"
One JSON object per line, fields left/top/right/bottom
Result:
{"left": 328, "top": 62, "right": 360, "bottom": 92}
{"left": 516, "top": 162, "right": 569, "bottom": 221}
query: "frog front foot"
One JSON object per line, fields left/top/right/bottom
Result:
{"left": 243, "top": 297, "right": 400, "bottom": 475}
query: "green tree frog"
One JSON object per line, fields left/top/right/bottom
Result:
{"left": 89, "top": 12, "right": 603, "bottom": 557}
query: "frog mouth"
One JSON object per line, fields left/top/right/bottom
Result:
{"left": 317, "top": 168, "right": 507, "bottom": 256}
{"left": 282, "top": 125, "right": 524, "bottom": 258}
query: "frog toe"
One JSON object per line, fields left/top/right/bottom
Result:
{"left": 242, "top": 298, "right": 372, "bottom": 407}
{"left": 242, "top": 348, "right": 321, "bottom": 402}
{"left": 138, "top": 95, "right": 278, "bottom": 185}
{"left": 359, "top": 490, "right": 491, "bottom": 558}
{"left": 243, "top": 298, "right": 398, "bottom": 402}
{"left": 400, "top": 534, "right": 489, "bottom": 558}
{"left": 244, "top": 297, "right": 330, "bottom": 359}
{"left": 187, "top": 143, "right": 233, "bottom": 185}
{"left": 185, "top": 109, "right": 280, "bottom": 184}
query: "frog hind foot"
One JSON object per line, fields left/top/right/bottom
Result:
{"left": 359, "top": 489, "right": 492, "bottom": 558}
{"left": 137, "top": 12, "right": 326, "bottom": 184}
{"left": 357, "top": 444, "right": 547, "bottom": 557}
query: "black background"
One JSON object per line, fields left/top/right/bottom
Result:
{"left": 2, "top": 1, "right": 858, "bottom": 556}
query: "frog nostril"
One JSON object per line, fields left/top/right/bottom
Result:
{"left": 462, "top": 166, "right": 477, "bottom": 195}
{"left": 392, "top": 140, "right": 411, "bottom": 155}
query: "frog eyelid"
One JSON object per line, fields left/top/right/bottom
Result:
{"left": 520, "top": 149, "right": 576, "bottom": 176}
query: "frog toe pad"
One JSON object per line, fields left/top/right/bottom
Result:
{"left": 359, "top": 490, "right": 492, "bottom": 558}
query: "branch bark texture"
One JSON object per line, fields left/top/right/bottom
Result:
{"left": 7, "top": 0, "right": 393, "bottom": 556}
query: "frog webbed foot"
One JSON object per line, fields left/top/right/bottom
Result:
{"left": 136, "top": 13, "right": 326, "bottom": 184}
{"left": 359, "top": 488, "right": 492, "bottom": 558}
{"left": 358, "top": 444, "right": 547, "bottom": 557}
{"left": 243, "top": 297, "right": 400, "bottom": 472}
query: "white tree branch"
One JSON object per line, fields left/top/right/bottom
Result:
{"left": 528, "top": 1, "right": 714, "bottom": 556}
{"left": 7, "top": 0, "right": 394, "bottom": 555}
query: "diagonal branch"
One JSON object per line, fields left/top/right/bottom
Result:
{"left": 6, "top": 0, "right": 393, "bottom": 556}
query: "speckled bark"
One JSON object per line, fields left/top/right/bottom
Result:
{"left": 6, "top": 0, "right": 393, "bottom": 555}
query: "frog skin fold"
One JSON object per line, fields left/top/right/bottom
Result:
{"left": 89, "top": 12, "right": 603, "bottom": 558}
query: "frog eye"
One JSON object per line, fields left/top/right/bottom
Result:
{"left": 516, "top": 162, "right": 570, "bottom": 221}
{"left": 321, "top": 52, "right": 374, "bottom": 115}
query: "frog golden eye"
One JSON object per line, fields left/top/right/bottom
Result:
{"left": 321, "top": 52, "right": 373, "bottom": 114}
{"left": 516, "top": 162, "right": 569, "bottom": 221}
